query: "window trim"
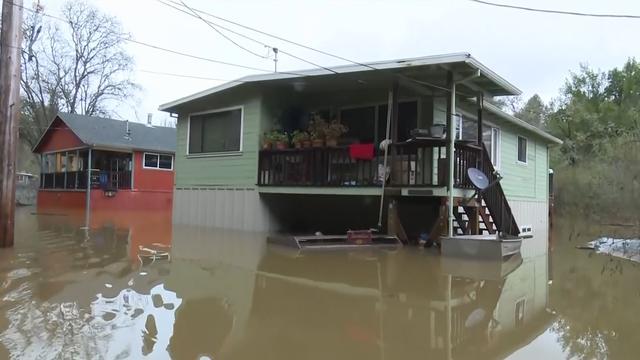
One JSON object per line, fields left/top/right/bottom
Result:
{"left": 186, "top": 106, "right": 244, "bottom": 157}
{"left": 517, "top": 135, "right": 528, "bottom": 165}
{"left": 143, "top": 152, "right": 174, "bottom": 171}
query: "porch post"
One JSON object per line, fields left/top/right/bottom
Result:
{"left": 477, "top": 93, "right": 484, "bottom": 169}
{"left": 85, "top": 148, "right": 92, "bottom": 224}
{"left": 447, "top": 73, "right": 456, "bottom": 238}
{"left": 390, "top": 80, "right": 399, "bottom": 142}
{"left": 477, "top": 93, "right": 483, "bottom": 147}
{"left": 130, "top": 153, "right": 135, "bottom": 190}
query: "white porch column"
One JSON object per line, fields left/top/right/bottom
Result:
{"left": 447, "top": 82, "right": 456, "bottom": 238}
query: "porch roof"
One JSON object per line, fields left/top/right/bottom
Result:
{"left": 33, "top": 113, "right": 177, "bottom": 154}
{"left": 159, "top": 52, "right": 521, "bottom": 112}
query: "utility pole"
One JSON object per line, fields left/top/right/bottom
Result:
{"left": 0, "top": 0, "right": 24, "bottom": 248}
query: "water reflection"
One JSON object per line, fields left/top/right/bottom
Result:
{"left": 0, "top": 207, "right": 581, "bottom": 359}
{"left": 548, "top": 219, "right": 640, "bottom": 360}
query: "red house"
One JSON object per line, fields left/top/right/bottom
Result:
{"left": 33, "top": 113, "right": 176, "bottom": 211}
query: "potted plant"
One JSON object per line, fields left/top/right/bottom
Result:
{"left": 273, "top": 131, "right": 289, "bottom": 150}
{"left": 291, "top": 130, "right": 310, "bottom": 149}
{"left": 264, "top": 130, "right": 289, "bottom": 150}
{"left": 262, "top": 132, "right": 274, "bottom": 150}
{"left": 308, "top": 116, "right": 327, "bottom": 147}
{"left": 325, "top": 120, "right": 348, "bottom": 147}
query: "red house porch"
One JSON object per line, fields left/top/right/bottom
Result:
{"left": 33, "top": 113, "right": 176, "bottom": 212}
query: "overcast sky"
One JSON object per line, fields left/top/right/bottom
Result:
{"left": 39, "top": 0, "right": 640, "bottom": 124}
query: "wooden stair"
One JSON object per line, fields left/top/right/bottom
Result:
{"left": 478, "top": 145, "right": 520, "bottom": 237}
{"left": 452, "top": 144, "right": 519, "bottom": 237}
{"left": 452, "top": 202, "right": 497, "bottom": 235}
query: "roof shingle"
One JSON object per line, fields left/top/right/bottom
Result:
{"left": 55, "top": 112, "right": 176, "bottom": 153}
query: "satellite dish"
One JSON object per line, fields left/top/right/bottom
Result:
{"left": 467, "top": 168, "right": 489, "bottom": 190}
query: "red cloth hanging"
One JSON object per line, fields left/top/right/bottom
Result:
{"left": 349, "top": 143, "right": 374, "bottom": 160}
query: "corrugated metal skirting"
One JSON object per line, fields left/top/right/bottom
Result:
{"left": 173, "top": 187, "right": 274, "bottom": 231}
{"left": 508, "top": 199, "right": 549, "bottom": 258}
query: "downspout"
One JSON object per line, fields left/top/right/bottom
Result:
{"left": 447, "top": 70, "right": 481, "bottom": 238}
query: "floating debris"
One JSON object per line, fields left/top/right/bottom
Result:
{"left": 582, "top": 237, "right": 640, "bottom": 263}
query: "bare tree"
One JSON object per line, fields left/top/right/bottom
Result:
{"left": 20, "top": 0, "right": 138, "bottom": 148}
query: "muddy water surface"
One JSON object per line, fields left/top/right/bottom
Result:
{"left": 0, "top": 207, "right": 638, "bottom": 359}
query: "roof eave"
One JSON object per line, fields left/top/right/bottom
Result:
{"left": 158, "top": 52, "right": 520, "bottom": 112}
{"left": 158, "top": 79, "right": 248, "bottom": 113}
{"left": 89, "top": 143, "right": 176, "bottom": 154}
{"left": 465, "top": 57, "right": 522, "bottom": 96}
{"left": 32, "top": 115, "right": 88, "bottom": 153}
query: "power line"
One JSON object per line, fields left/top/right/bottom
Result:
{"left": 139, "top": 69, "right": 243, "bottom": 82}
{"left": 14, "top": 1, "right": 308, "bottom": 76}
{"left": 468, "top": 0, "right": 640, "bottom": 19}
{"left": 160, "top": 0, "right": 378, "bottom": 71}
{"left": 176, "top": 0, "right": 269, "bottom": 59}
{"left": 155, "top": 0, "right": 339, "bottom": 74}
{"left": 156, "top": 0, "right": 461, "bottom": 91}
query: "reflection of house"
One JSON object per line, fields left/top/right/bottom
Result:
{"left": 216, "top": 248, "right": 554, "bottom": 360}
{"left": 161, "top": 53, "right": 561, "bottom": 240}
{"left": 16, "top": 172, "right": 37, "bottom": 184}
{"left": 32, "top": 113, "right": 176, "bottom": 211}
{"left": 16, "top": 172, "right": 38, "bottom": 205}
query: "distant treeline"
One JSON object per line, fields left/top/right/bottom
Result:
{"left": 502, "top": 58, "right": 640, "bottom": 218}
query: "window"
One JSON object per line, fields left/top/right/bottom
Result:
{"left": 144, "top": 153, "right": 173, "bottom": 170}
{"left": 189, "top": 108, "right": 242, "bottom": 154}
{"left": 517, "top": 136, "right": 528, "bottom": 164}
{"left": 338, "top": 101, "right": 418, "bottom": 145}
{"left": 341, "top": 106, "right": 376, "bottom": 143}
{"left": 491, "top": 128, "right": 501, "bottom": 168}
{"left": 144, "top": 153, "right": 159, "bottom": 168}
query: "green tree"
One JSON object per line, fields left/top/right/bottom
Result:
{"left": 514, "top": 94, "right": 547, "bottom": 128}
{"left": 545, "top": 61, "right": 640, "bottom": 165}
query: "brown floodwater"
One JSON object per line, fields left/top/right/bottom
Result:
{"left": 0, "top": 207, "right": 639, "bottom": 359}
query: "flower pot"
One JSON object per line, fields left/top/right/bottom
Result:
{"left": 302, "top": 140, "right": 312, "bottom": 148}
{"left": 312, "top": 139, "right": 324, "bottom": 147}
{"left": 275, "top": 141, "right": 288, "bottom": 150}
{"left": 326, "top": 138, "right": 338, "bottom": 147}
{"left": 263, "top": 142, "right": 272, "bottom": 150}
{"left": 293, "top": 142, "right": 302, "bottom": 149}
{"left": 430, "top": 124, "right": 446, "bottom": 138}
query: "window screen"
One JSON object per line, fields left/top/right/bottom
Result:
{"left": 159, "top": 155, "right": 173, "bottom": 169}
{"left": 144, "top": 153, "right": 159, "bottom": 168}
{"left": 189, "top": 109, "right": 242, "bottom": 154}
{"left": 517, "top": 136, "right": 527, "bottom": 163}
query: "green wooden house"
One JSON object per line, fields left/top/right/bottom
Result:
{"left": 160, "top": 53, "right": 561, "bottom": 243}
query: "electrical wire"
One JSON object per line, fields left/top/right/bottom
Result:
{"left": 14, "top": 1, "right": 308, "bottom": 76}
{"left": 139, "top": 69, "right": 243, "bottom": 82}
{"left": 468, "top": 0, "right": 640, "bottom": 19}
{"left": 161, "top": 0, "right": 379, "bottom": 71}
{"left": 176, "top": 0, "right": 269, "bottom": 59}
{"left": 155, "top": 0, "right": 456, "bottom": 90}
{"left": 156, "top": 0, "right": 339, "bottom": 74}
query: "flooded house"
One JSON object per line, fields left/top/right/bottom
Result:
{"left": 32, "top": 113, "right": 176, "bottom": 212}
{"left": 160, "top": 53, "right": 561, "bottom": 245}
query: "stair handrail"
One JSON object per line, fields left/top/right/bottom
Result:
{"left": 477, "top": 144, "right": 520, "bottom": 237}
